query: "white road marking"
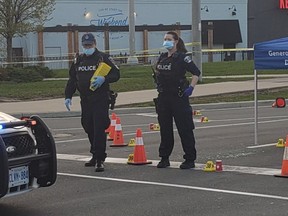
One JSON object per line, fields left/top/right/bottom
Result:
{"left": 207, "top": 115, "right": 288, "bottom": 123}
{"left": 57, "top": 172, "right": 288, "bottom": 201}
{"left": 56, "top": 138, "right": 88, "bottom": 143}
{"left": 198, "top": 104, "right": 272, "bottom": 112}
{"left": 247, "top": 143, "right": 277, "bottom": 149}
{"left": 52, "top": 124, "right": 150, "bottom": 132}
{"left": 56, "top": 154, "right": 280, "bottom": 176}
{"left": 137, "top": 113, "right": 157, "bottom": 117}
{"left": 51, "top": 115, "right": 288, "bottom": 133}
{"left": 122, "top": 123, "right": 152, "bottom": 128}
{"left": 196, "top": 118, "right": 288, "bottom": 130}
{"left": 54, "top": 132, "right": 283, "bottom": 152}
{"left": 52, "top": 112, "right": 288, "bottom": 148}
{"left": 53, "top": 128, "right": 83, "bottom": 131}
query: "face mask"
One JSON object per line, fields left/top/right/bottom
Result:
{"left": 83, "top": 47, "right": 95, "bottom": 56}
{"left": 163, "top": 41, "right": 174, "bottom": 50}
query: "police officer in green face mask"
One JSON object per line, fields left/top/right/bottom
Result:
{"left": 154, "top": 31, "right": 201, "bottom": 169}
{"left": 64, "top": 33, "right": 120, "bottom": 172}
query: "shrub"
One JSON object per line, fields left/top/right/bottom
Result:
{"left": 0, "top": 65, "right": 54, "bottom": 82}
{"left": 8, "top": 67, "right": 43, "bottom": 83}
{"left": 24, "top": 65, "right": 54, "bottom": 78}
{"left": 0, "top": 68, "right": 9, "bottom": 81}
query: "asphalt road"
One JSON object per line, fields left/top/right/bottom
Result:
{"left": 1, "top": 102, "right": 288, "bottom": 216}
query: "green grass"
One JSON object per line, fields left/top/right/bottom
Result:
{"left": 0, "top": 81, "right": 69, "bottom": 100}
{"left": 0, "top": 60, "right": 287, "bottom": 102}
{"left": 203, "top": 60, "right": 254, "bottom": 76}
{"left": 202, "top": 60, "right": 288, "bottom": 76}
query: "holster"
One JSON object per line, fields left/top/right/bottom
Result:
{"left": 108, "top": 90, "right": 118, "bottom": 110}
{"left": 178, "top": 79, "right": 190, "bottom": 97}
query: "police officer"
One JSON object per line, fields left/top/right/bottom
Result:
{"left": 154, "top": 31, "right": 201, "bottom": 169}
{"left": 64, "top": 33, "right": 120, "bottom": 172}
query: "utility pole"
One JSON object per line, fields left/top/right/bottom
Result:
{"left": 127, "top": 0, "right": 138, "bottom": 64}
{"left": 207, "top": 21, "right": 214, "bottom": 62}
{"left": 192, "top": 0, "right": 202, "bottom": 81}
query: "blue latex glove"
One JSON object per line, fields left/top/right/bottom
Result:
{"left": 184, "top": 85, "right": 194, "bottom": 97}
{"left": 65, "top": 98, "right": 72, "bottom": 111}
{"left": 91, "top": 76, "right": 105, "bottom": 90}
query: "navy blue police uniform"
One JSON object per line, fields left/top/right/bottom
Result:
{"left": 65, "top": 49, "right": 120, "bottom": 165}
{"left": 155, "top": 51, "right": 201, "bottom": 163}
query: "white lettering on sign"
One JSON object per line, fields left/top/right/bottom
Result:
{"left": 268, "top": 51, "right": 288, "bottom": 57}
{"left": 90, "top": 8, "right": 128, "bottom": 26}
{"left": 280, "top": 0, "right": 288, "bottom": 9}
{"left": 285, "top": 60, "right": 288, "bottom": 65}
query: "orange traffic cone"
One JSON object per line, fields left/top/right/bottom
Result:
{"left": 275, "top": 135, "right": 288, "bottom": 178}
{"left": 107, "top": 113, "right": 117, "bottom": 141}
{"left": 110, "top": 117, "right": 127, "bottom": 147}
{"left": 105, "top": 113, "right": 115, "bottom": 134}
{"left": 127, "top": 128, "right": 152, "bottom": 165}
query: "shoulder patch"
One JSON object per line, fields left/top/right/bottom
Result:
{"left": 108, "top": 56, "right": 119, "bottom": 69}
{"left": 74, "top": 53, "right": 83, "bottom": 64}
{"left": 108, "top": 56, "right": 116, "bottom": 64}
{"left": 184, "top": 55, "right": 192, "bottom": 63}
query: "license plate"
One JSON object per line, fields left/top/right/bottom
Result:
{"left": 9, "top": 166, "right": 29, "bottom": 188}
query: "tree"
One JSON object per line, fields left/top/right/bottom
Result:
{"left": 0, "top": 0, "right": 55, "bottom": 62}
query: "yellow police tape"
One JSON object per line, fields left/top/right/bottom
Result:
{"left": 1, "top": 46, "right": 254, "bottom": 65}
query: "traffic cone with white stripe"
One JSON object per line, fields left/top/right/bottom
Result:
{"left": 105, "top": 113, "right": 115, "bottom": 134}
{"left": 110, "top": 117, "right": 127, "bottom": 147}
{"left": 127, "top": 128, "right": 152, "bottom": 165}
{"left": 275, "top": 135, "right": 288, "bottom": 178}
{"left": 107, "top": 113, "right": 117, "bottom": 141}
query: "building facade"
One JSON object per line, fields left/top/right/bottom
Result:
{"left": 248, "top": 0, "right": 288, "bottom": 47}
{"left": 8, "top": 0, "right": 288, "bottom": 68}
{"left": 8, "top": 0, "right": 248, "bottom": 68}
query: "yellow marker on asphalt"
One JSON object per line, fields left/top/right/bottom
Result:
{"left": 204, "top": 161, "right": 216, "bottom": 172}
{"left": 127, "top": 154, "right": 134, "bottom": 163}
{"left": 128, "top": 138, "right": 136, "bottom": 147}
{"left": 276, "top": 138, "right": 285, "bottom": 148}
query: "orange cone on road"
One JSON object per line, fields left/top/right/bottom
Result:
{"left": 110, "top": 117, "right": 127, "bottom": 147}
{"left": 107, "top": 113, "right": 117, "bottom": 141}
{"left": 127, "top": 128, "right": 152, "bottom": 165}
{"left": 105, "top": 113, "right": 115, "bottom": 134}
{"left": 275, "top": 135, "right": 288, "bottom": 178}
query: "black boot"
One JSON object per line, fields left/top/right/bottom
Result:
{"left": 180, "top": 160, "right": 195, "bottom": 169}
{"left": 84, "top": 156, "right": 96, "bottom": 167}
{"left": 95, "top": 161, "right": 104, "bottom": 172}
{"left": 157, "top": 158, "right": 170, "bottom": 168}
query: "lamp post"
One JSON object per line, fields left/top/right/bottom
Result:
{"left": 127, "top": 0, "right": 138, "bottom": 64}
{"left": 192, "top": 0, "right": 202, "bottom": 81}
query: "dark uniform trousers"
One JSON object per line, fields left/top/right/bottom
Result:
{"left": 157, "top": 92, "right": 196, "bottom": 161}
{"left": 80, "top": 92, "right": 110, "bottom": 162}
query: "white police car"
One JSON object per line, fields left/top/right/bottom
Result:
{"left": 0, "top": 112, "right": 57, "bottom": 198}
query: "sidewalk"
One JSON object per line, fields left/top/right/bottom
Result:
{"left": 1, "top": 77, "right": 288, "bottom": 115}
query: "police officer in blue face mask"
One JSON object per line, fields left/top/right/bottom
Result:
{"left": 154, "top": 31, "right": 201, "bottom": 169}
{"left": 64, "top": 32, "right": 120, "bottom": 172}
